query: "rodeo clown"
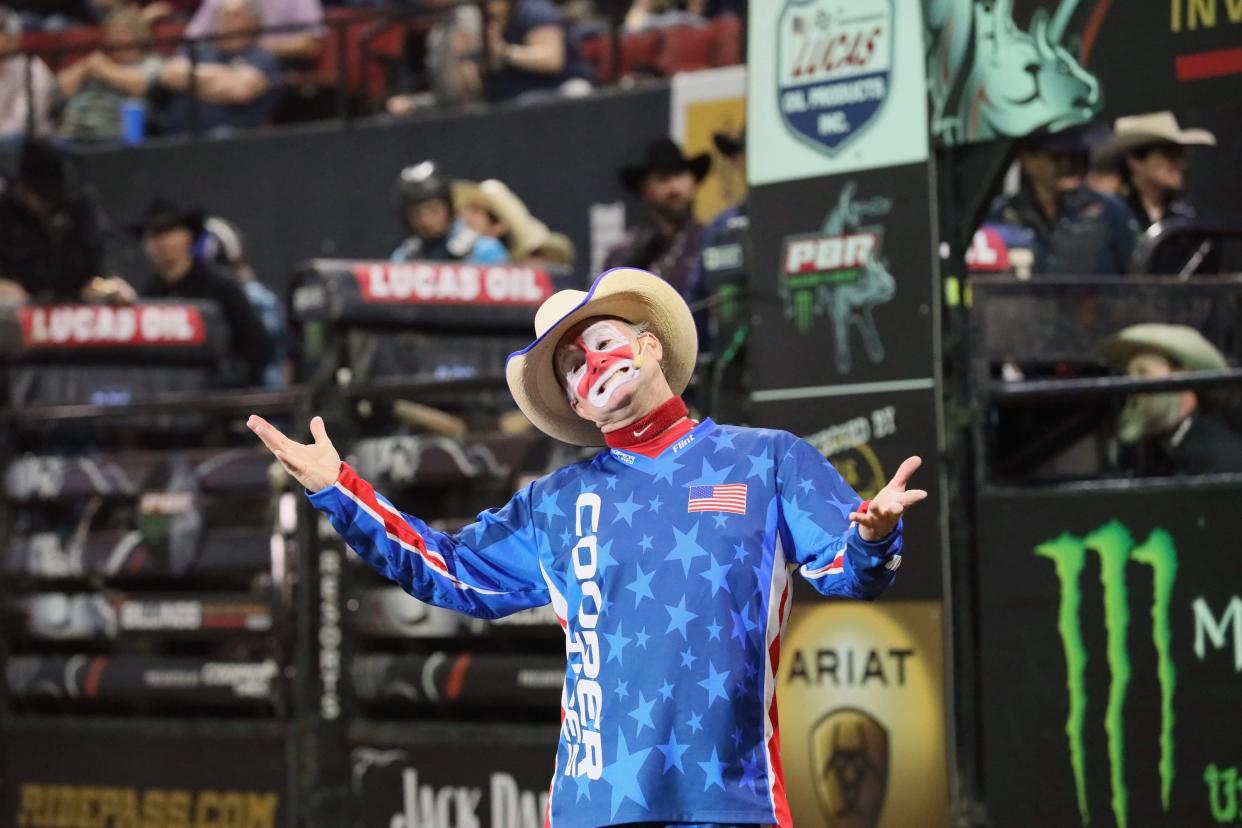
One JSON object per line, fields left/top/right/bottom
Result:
{"left": 248, "top": 267, "right": 926, "bottom": 828}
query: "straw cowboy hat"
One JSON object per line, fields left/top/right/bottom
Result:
{"left": 454, "top": 179, "right": 560, "bottom": 262}
{"left": 505, "top": 268, "right": 698, "bottom": 446}
{"left": 1098, "top": 323, "right": 1227, "bottom": 372}
{"left": 1093, "top": 111, "right": 1216, "bottom": 166}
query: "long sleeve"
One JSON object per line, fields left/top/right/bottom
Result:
{"left": 308, "top": 463, "right": 550, "bottom": 619}
{"left": 774, "top": 434, "right": 901, "bottom": 600}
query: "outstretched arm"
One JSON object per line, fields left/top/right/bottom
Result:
{"left": 249, "top": 416, "right": 549, "bottom": 619}
{"left": 776, "top": 436, "right": 926, "bottom": 599}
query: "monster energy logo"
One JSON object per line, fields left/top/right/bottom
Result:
{"left": 1037, "top": 521, "right": 1178, "bottom": 828}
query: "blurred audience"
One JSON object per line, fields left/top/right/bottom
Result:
{"left": 984, "top": 126, "right": 1138, "bottom": 277}
{"left": 0, "top": 138, "right": 135, "bottom": 302}
{"left": 623, "top": 0, "right": 743, "bottom": 31}
{"left": 57, "top": 6, "right": 159, "bottom": 142}
{"left": 391, "top": 161, "right": 509, "bottom": 264}
{"left": 186, "top": 0, "right": 323, "bottom": 64}
{"left": 477, "top": 0, "right": 591, "bottom": 102}
{"left": 0, "top": 6, "right": 55, "bottom": 137}
{"left": 1100, "top": 323, "right": 1242, "bottom": 475}
{"left": 135, "top": 198, "right": 274, "bottom": 386}
{"left": 1095, "top": 111, "right": 1216, "bottom": 231}
{"left": 200, "top": 214, "right": 287, "bottom": 386}
{"left": 151, "top": 0, "right": 282, "bottom": 134}
{"left": 387, "top": 0, "right": 483, "bottom": 115}
{"left": 605, "top": 137, "right": 708, "bottom": 302}
{"left": 452, "top": 177, "right": 575, "bottom": 267}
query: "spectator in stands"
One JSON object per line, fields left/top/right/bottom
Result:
{"left": 57, "top": 6, "right": 160, "bottom": 142}
{"left": 200, "top": 215, "right": 287, "bottom": 387}
{"left": 477, "top": 0, "right": 592, "bottom": 102}
{"left": 623, "top": 0, "right": 742, "bottom": 31}
{"left": 150, "top": 0, "right": 282, "bottom": 135}
{"left": 1095, "top": 111, "right": 1216, "bottom": 231}
{"left": 0, "top": 6, "right": 55, "bottom": 138}
{"left": 391, "top": 161, "right": 509, "bottom": 264}
{"left": 984, "top": 126, "right": 1138, "bottom": 276}
{"left": 185, "top": 0, "right": 323, "bottom": 64}
{"left": 387, "top": 0, "right": 483, "bottom": 116}
{"left": 453, "top": 177, "right": 574, "bottom": 267}
{"left": 605, "top": 137, "right": 708, "bottom": 303}
{"left": 690, "top": 125, "right": 746, "bottom": 332}
{"left": 1100, "top": 323, "right": 1242, "bottom": 475}
{"left": 0, "top": 137, "right": 136, "bottom": 302}
{"left": 135, "top": 198, "right": 274, "bottom": 386}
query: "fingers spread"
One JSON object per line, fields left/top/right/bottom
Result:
{"left": 888, "top": 455, "right": 923, "bottom": 489}
{"left": 899, "top": 489, "right": 929, "bottom": 506}
{"left": 248, "top": 415, "right": 298, "bottom": 454}
{"left": 310, "top": 416, "right": 329, "bottom": 445}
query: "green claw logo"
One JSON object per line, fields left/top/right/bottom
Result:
{"left": 1036, "top": 521, "right": 1178, "bottom": 828}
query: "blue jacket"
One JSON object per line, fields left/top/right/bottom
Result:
{"left": 310, "top": 419, "right": 902, "bottom": 828}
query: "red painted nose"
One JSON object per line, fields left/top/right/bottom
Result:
{"left": 576, "top": 342, "right": 635, "bottom": 400}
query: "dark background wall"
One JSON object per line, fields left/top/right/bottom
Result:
{"left": 25, "top": 84, "right": 672, "bottom": 296}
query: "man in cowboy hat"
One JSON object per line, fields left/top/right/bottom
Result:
{"left": 1099, "top": 322, "right": 1242, "bottom": 475}
{"left": 1093, "top": 111, "right": 1216, "bottom": 230}
{"left": 606, "top": 138, "right": 711, "bottom": 305}
{"left": 248, "top": 267, "right": 925, "bottom": 828}
{"left": 0, "top": 138, "right": 136, "bottom": 303}
{"left": 985, "top": 124, "right": 1137, "bottom": 276}
{"left": 136, "top": 197, "right": 273, "bottom": 386}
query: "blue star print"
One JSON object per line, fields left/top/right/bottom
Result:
{"left": 698, "top": 748, "right": 727, "bottom": 792}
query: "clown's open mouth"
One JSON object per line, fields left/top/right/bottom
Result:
{"left": 590, "top": 362, "right": 637, "bottom": 404}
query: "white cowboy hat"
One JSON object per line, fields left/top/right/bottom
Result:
{"left": 1093, "top": 111, "right": 1216, "bottom": 166}
{"left": 504, "top": 268, "right": 698, "bottom": 446}
{"left": 1098, "top": 323, "right": 1227, "bottom": 372}
{"left": 453, "top": 179, "right": 550, "bottom": 260}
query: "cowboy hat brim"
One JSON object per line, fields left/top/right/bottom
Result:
{"left": 1093, "top": 127, "right": 1216, "bottom": 166}
{"left": 1098, "top": 323, "right": 1227, "bottom": 372}
{"left": 620, "top": 152, "right": 712, "bottom": 194}
{"left": 505, "top": 268, "right": 697, "bottom": 446}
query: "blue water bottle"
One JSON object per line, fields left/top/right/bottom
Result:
{"left": 120, "top": 98, "right": 146, "bottom": 145}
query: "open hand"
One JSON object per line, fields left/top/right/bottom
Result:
{"left": 247, "top": 415, "right": 341, "bottom": 492}
{"left": 849, "top": 456, "right": 927, "bottom": 542}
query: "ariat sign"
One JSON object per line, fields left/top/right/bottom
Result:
{"left": 1037, "top": 521, "right": 1178, "bottom": 828}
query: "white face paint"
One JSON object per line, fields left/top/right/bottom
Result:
{"left": 558, "top": 320, "right": 644, "bottom": 412}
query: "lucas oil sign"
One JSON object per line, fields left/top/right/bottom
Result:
{"left": 777, "top": 0, "right": 893, "bottom": 155}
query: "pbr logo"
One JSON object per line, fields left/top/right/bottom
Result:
{"left": 780, "top": 181, "right": 896, "bottom": 373}
{"left": 777, "top": 0, "right": 893, "bottom": 155}
{"left": 810, "top": 707, "right": 888, "bottom": 828}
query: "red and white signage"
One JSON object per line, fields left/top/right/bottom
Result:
{"left": 965, "top": 227, "right": 1011, "bottom": 273}
{"left": 19, "top": 305, "right": 207, "bottom": 349}
{"left": 783, "top": 232, "right": 879, "bottom": 274}
{"left": 353, "top": 263, "right": 554, "bottom": 306}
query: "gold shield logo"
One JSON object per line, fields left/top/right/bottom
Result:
{"left": 810, "top": 707, "right": 889, "bottom": 828}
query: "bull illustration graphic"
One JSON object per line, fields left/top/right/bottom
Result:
{"left": 925, "top": 0, "right": 1102, "bottom": 143}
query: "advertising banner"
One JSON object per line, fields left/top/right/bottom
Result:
{"left": 351, "top": 724, "right": 560, "bottom": 828}
{"left": 776, "top": 601, "right": 949, "bottom": 828}
{"left": 748, "top": 162, "right": 937, "bottom": 395}
{"left": 977, "top": 484, "right": 1242, "bottom": 828}
{"left": 927, "top": 0, "right": 1242, "bottom": 146}
{"left": 748, "top": 0, "right": 930, "bottom": 185}
{"left": 4, "top": 720, "right": 289, "bottom": 828}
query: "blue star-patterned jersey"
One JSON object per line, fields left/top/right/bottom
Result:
{"left": 309, "top": 419, "right": 903, "bottom": 828}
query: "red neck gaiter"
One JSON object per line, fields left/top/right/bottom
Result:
{"left": 604, "top": 397, "right": 695, "bottom": 458}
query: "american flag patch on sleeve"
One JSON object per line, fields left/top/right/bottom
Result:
{"left": 687, "top": 483, "right": 748, "bottom": 514}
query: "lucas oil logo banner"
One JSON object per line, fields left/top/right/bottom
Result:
{"left": 778, "top": 0, "right": 893, "bottom": 155}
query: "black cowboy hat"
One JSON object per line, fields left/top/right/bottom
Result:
{"left": 712, "top": 127, "right": 745, "bottom": 157}
{"left": 619, "top": 138, "right": 711, "bottom": 193}
{"left": 17, "top": 138, "right": 76, "bottom": 205}
{"left": 130, "top": 197, "right": 206, "bottom": 237}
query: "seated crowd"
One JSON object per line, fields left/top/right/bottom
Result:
{"left": 0, "top": 0, "right": 745, "bottom": 142}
